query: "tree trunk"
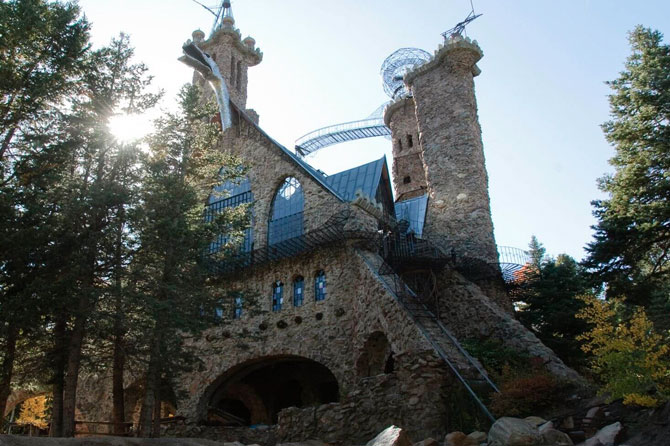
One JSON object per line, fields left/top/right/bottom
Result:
{"left": 49, "top": 316, "right": 67, "bottom": 437}
{"left": 61, "top": 297, "right": 89, "bottom": 437}
{"left": 0, "top": 324, "right": 18, "bottom": 431}
{"left": 112, "top": 321, "right": 126, "bottom": 435}
{"left": 137, "top": 331, "right": 160, "bottom": 437}
{"left": 0, "top": 126, "right": 17, "bottom": 163}
{"left": 151, "top": 384, "right": 161, "bottom": 438}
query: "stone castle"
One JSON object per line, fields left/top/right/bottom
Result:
{"left": 5, "top": 4, "right": 582, "bottom": 443}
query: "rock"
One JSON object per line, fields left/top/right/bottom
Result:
{"left": 444, "top": 432, "right": 466, "bottom": 446}
{"left": 582, "top": 422, "right": 623, "bottom": 446}
{"left": 524, "top": 416, "right": 547, "bottom": 427}
{"left": 561, "top": 417, "right": 575, "bottom": 430}
{"left": 413, "top": 438, "right": 439, "bottom": 446}
{"left": 488, "top": 417, "right": 543, "bottom": 446}
{"left": 538, "top": 421, "right": 554, "bottom": 433}
{"left": 541, "top": 428, "right": 574, "bottom": 446}
{"left": 367, "top": 426, "right": 413, "bottom": 446}
{"left": 463, "top": 431, "right": 486, "bottom": 446}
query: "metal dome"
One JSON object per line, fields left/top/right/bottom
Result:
{"left": 380, "top": 48, "right": 432, "bottom": 100}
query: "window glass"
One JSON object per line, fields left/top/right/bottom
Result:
{"left": 268, "top": 177, "right": 304, "bottom": 245}
{"left": 233, "top": 295, "right": 243, "bottom": 319}
{"left": 272, "top": 281, "right": 283, "bottom": 311}
{"left": 293, "top": 276, "right": 304, "bottom": 307}
{"left": 315, "top": 270, "right": 327, "bottom": 301}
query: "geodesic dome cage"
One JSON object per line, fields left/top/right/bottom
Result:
{"left": 381, "top": 48, "right": 432, "bottom": 100}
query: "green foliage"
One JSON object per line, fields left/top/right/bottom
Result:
{"left": 461, "top": 338, "right": 529, "bottom": 379}
{"left": 514, "top": 238, "right": 593, "bottom": 368}
{"left": 577, "top": 296, "right": 670, "bottom": 407}
{"left": 0, "top": 0, "right": 90, "bottom": 169}
{"left": 585, "top": 26, "right": 670, "bottom": 307}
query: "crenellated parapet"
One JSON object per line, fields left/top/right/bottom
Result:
{"left": 404, "top": 35, "right": 482, "bottom": 85}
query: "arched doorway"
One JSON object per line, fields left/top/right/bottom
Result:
{"left": 204, "top": 356, "right": 339, "bottom": 426}
{"left": 356, "top": 331, "right": 395, "bottom": 377}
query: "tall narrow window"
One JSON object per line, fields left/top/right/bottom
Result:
{"left": 233, "top": 295, "right": 243, "bottom": 319}
{"left": 268, "top": 177, "right": 304, "bottom": 245}
{"left": 293, "top": 276, "right": 304, "bottom": 307}
{"left": 236, "top": 60, "right": 242, "bottom": 92}
{"left": 315, "top": 270, "right": 327, "bottom": 301}
{"left": 231, "top": 55, "right": 236, "bottom": 86}
{"left": 272, "top": 281, "right": 283, "bottom": 311}
{"left": 397, "top": 138, "right": 403, "bottom": 151}
{"left": 407, "top": 134, "right": 413, "bottom": 148}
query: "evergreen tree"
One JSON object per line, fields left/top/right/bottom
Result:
{"left": 0, "top": 0, "right": 89, "bottom": 427}
{"left": 585, "top": 26, "right": 670, "bottom": 309}
{"left": 132, "top": 84, "right": 247, "bottom": 437}
{"left": 515, "top": 239, "right": 593, "bottom": 368}
{"left": 0, "top": 0, "right": 89, "bottom": 169}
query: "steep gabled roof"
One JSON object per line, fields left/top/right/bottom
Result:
{"left": 324, "top": 157, "right": 387, "bottom": 202}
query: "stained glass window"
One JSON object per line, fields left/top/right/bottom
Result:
{"left": 293, "top": 276, "right": 304, "bottom": 307}
{"left": 315, "top": 270, "right": 327, "bottom": 301}
{"left": 268, "top": 177, "right": 304, "bottom": 245}
{"left": 272, "top": 281, "right": 283, "bottom": 311}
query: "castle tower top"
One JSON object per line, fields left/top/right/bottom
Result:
{"left": 188, "top": 0, "right": 262, "bottom": 110}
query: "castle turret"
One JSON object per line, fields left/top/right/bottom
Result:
{"left": 405, "top": 36, "right": 498, "bottom": 266}
{"left": 384, "top": 97, "right": 427, "bottom": 201}
{"left": 189, "top": 1, "right": 262, "bottom": 111}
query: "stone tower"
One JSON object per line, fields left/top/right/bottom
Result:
{"left": 384, "top": 97, "right": 427, "bottom": 202}
{"left": 190, "top": 1, "right": 262, "bottom": 111}
{"left": 404, "top": 36, "right": 498, "bottom": 266}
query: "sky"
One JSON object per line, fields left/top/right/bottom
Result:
{"left": 76, "top": 0, "right": 670, "bottom": 261}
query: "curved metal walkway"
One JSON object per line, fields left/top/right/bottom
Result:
{"left": 294, "top": 118, "right": 391, "bottom": 157}
{"left": 498, "top": 246, "right": 530, "bottom": 282}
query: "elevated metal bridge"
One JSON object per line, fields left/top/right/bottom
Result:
{"left": 294, "top": 117, "right": 391, "bottom": 157}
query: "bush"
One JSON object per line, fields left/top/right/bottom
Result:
{"left": 490, "top": 369, "right": 561, "bottom": 417}
{"left": 577, "top": 296, "right": 670, "bottom": 407}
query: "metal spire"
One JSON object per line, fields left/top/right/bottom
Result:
{"left": 191, "top": 0, "right": 236, "bottom": 37}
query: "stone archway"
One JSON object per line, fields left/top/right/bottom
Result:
{"left": 200, "top": 355, "right": 339, "bottom": 426}
{"left": 356, "top": 331, "right": 394, "bottom": 377}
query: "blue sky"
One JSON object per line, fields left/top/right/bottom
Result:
{"left": 78, "top": 0, "right": 670, "bottom": 260}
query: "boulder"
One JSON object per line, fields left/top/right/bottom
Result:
{"left": 524, "top": 417, "right": 547, "bottom": 427}
{"left": 413, "top": 438, "right": 439, "bottom": 446}
{"left": 463, "top": 431, "right": 486, "bottom": 446}
{"left": 578, "top": 422, "right": 623, "bottom": 446}
{"left": 444, "top": 432, "right": 466, "bottom": 446}
{"left": 488, "top": 417, "right": 543, "bottom": 446}
{"left": 541, "top": 428, "right": 574, "bottom": 446}
{"left": 367, "top": 426, "right": 413, "bottom": 446}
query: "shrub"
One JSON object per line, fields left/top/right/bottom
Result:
{"left": 577, "top": 296, "right": 670, "bottom": 407}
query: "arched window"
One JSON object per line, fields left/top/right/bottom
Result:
{"left": 314, "top": 270, "right": 327, "bottom": 301}
{"left": 293, "top": 276, "right": 304, "bottom": 307}
{"left": 206, "top": 175, "right": 253, "bottom": 256}
{"left": 272, "top": 281, "right": 283, "bottom": 311}
{"left": 233, "top": 294, "right": 243, "bottom": 319}
{"left": 268, "top": 177, "right": 304, "bottom": 245}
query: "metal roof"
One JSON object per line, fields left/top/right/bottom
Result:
{"left": 394, "top": 194, "right": 429, "bottom": 236}
{"left": 324, "top": 157, "right": 386, "bottom": 202}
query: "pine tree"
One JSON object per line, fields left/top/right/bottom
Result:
{"left": 515, "top": 238, "right": 593, "bottom": 368}
{"left": 132, "top": 84, "right": 247, "bottom": 437}
{"left": 585, "top": 26, "right": 670, "bottom": 308}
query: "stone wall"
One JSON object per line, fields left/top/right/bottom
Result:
{"left": 384, "top": 97, "right": 427, "bottom": 202}
{"left": 433, "top": 268, "right": 584, "bottom": 383}
{"left": 406, "top": 36, "right": 498, "bottom": 266}
{"left": 192, "top": 23, "right": 262, "bottom": 110}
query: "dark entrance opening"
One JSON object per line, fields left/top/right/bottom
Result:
{"left": 207, "top": 356, "right": 339, "bottom": 426}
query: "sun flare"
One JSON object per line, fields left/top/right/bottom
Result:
{"left": 108, "top": 113, "right": 153, "bottom": 143}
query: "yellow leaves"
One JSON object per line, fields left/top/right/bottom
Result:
{"left": 623, "top": 394, "right": 659, "bottom": 407}
{"left": 576, "top": 296, "right": 670, "bottom": 407}
{"left": 16, "top": 396, "right": 49, "bottom": 430}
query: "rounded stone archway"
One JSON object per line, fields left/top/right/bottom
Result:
{"left": 200, "top": 355, "right": 339, "bottom": 426}
{"left": 356, "top": 331, "right": 395, "bottom": 378}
